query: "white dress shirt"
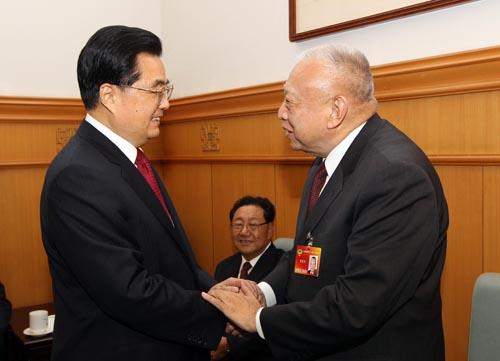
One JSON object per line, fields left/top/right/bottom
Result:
{"left": 85, "top": 114, "right": 138, "bottom": 164}
{"left": 238, "top": 241, "right": 272, "bottom": 277}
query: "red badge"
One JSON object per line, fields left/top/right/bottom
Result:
{"left": 294, "top": 245, "right": 321, "bottom": 277}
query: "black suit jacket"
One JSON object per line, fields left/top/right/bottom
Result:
{"left": 215, "top": 244, "right": 283, "bottom": 361}
{"left": 261, "top": 114, "right": 448, "bottom": 361}
{"left": 40, "top": 121, "right": 225, "bottom": 361}
{"left": 214, "top": 243, "right": 283, "bottom": 283}
{"left": 0, "top": 282, "right": 11, "bottom": 360}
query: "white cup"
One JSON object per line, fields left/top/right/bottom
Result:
{"left": 29, "top": 310, "right": 48, "bottom": 332}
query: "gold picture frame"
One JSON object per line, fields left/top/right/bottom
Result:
{"left": 289, "top": 0, "right": 471, "bottom": 42}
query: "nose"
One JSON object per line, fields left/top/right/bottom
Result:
{"left": 278, "top": 101, "right": 287, "bottom": 121}
{"left": 240, "top": 224, "right": 252, "bottom": 235}
{"left": 158, "top": 97, "right": 170, "bottom": 111}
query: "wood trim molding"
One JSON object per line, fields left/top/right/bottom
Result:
{"left": 0, "top": 96, "right": 84, "bottom": 123}
{"left": 2, "top": 46, "right": 500, "bottom": 124}
{"left": 164, "top": 46, "right": 500, "bottom": 122}
{"left": 2, "top": 155, "right": 500, "bottom": 168}
{"left": 151, "top": 155, "right": 500, "bottom": 166}
{"left": 164, "top": 82, "right": 284, "bottom": 123}
{"left": 0, "top": 161, "right": 51, "bottom": 168}
{"left": 373, "top": 46, "right": 500, "bottom": 101}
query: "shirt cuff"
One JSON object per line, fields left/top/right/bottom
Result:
{"left": 255, "top": 307, "right": 265, "bottom": 339}
{"left": 258, "top": 281, "right": 276, "bottom": 307}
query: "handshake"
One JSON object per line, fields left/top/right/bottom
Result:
{"left": 202, "top": 277, "right": 267, "bottom": 334}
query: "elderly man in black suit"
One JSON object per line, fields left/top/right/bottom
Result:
{"left": 212, "top": 196, "right": 283, "bottom": 360}
{"left": 203, "top": 43, "right": 448, "bottom": 361}
{"left": 40, "top": 25, "right": 225, "bottom": 361}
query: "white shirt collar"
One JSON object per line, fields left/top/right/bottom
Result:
{"left": 85, "top": 114, "right": 138, "bottom": 164}
{"left": 321, "top": 122, "right": 366, "bottom": 193}
{"left": 239, "top": 241, "right": 272, "bottom": 275}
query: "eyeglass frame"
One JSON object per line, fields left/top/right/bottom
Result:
{"left": 120, "top": 81, "right": 174, "bottom": 102}
{"left": 230, "top": 221, "right": 269, "bottom": 233}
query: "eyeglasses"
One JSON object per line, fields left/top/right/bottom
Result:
{"left": 121, "top": 82, "right": 174, "bottom": 102}
{"left": 231, "top": 221, "right": 269, "bottom": 232}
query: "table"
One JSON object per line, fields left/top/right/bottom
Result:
{"left": 8, "top": 303, "right": 54, "bottom": 361}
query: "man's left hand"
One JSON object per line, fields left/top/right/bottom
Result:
{"left": 202, "top": 281, "right": 260, "bottom": 333}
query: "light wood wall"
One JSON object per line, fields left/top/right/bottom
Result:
{"left": 1, "top": 46, "right": 500, "bottom": 361}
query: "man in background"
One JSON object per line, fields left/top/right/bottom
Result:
{"left": 212, "top": 196, "right": 283, "bottom": 360}
{"left": 204, "top": 44, "right": 448, "bottom": 361}
{"left": 40, "top": 25, "right": 225, "bottom": 361}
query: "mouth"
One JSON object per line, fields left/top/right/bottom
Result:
{"left": 284, "top": 129, "right": 294, "bottom": 138}
{"left": 151, "top": 117, "right": 161, "bottom": 124}
{"left": 237, "top": 239, "right": 253, "bottom": 245}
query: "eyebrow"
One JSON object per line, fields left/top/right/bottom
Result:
{"left": 149, "top": 79, "right": 170, "bottom": 88}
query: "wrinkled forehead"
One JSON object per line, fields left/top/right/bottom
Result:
{"left": 284, "top": 58, "right": 334, "bottom": 97}
{"left": 233, "top": 205, "right": 265, "bottom": 220}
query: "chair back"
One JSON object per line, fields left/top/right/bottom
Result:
{"left": 468, "top": 273, "right": 500, "bottom": 361}
{"left": 272, "top": 237, "right": 294, "bottom": 252}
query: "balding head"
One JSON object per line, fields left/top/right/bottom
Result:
{"left": 278, "top": 44, "right": 378, "bottom": 157}
{"left": 298, "top": 44, "right": 375, "bottom": 104}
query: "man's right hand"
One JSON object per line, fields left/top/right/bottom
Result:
{"left": 209, "top": 277, "right": 266, "bottom": 307}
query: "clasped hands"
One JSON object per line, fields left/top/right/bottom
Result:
{"left": 202, "top": 277, "right": 266, "bottom": 334}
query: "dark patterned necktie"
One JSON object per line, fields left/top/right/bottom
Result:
{"left": 239, "top": 261, "right": 252, "bottom": 279}
{"left": 135, "top": 149, "right": 173, "bottom": 224}
{"left": 306, "top": 161, "right": 327, "bottom": 216}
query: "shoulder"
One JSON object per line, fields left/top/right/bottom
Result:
{"left": 214, "top": 253, "right": 241, "bottom": 280}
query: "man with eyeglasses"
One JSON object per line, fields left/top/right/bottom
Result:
{"left": 40, "top": 25, "right": 225, "bottom": 361}
{"left": 212, "top": 196, "right": 283, "bottom": 360}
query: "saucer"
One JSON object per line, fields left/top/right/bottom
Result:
{"left": 23, "top": 314, "right": 55, "bottom": 336}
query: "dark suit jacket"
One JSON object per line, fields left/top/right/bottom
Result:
{"left": 261, "top": 114, "right": 448, "bottom": 361}
{"left": 214, "top": 243, "right": 283, "bottom": 284}
{"left": 0, "top": 282, "right": 11, "bottom": 360}
{"left": 215, "top": 244, "right": 283, "bottom": 361}
{"left": 40, "top": 121, "right": 225, "bottom": 361}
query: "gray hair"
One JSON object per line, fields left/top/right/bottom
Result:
{"left": 299, "top": 44, "right": 375, "bottom": 103}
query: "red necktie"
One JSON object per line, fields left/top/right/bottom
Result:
{"left": 239, "top": 261, "right": 252, "bottom": 279}
{"left": 307, "top": 161, "right": 327, "bottom": 216}
{"left": 135, "top": 149, "right": 173, "bottom": 223}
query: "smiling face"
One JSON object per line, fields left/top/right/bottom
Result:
{"left": 106, "top": 53, "right": 170, "bottom": 147}
{"left": 277, "top": 58, "right": 341, "bottom": 157}
{"left": 231, "top": 205, "right": 274, "bottom": 261}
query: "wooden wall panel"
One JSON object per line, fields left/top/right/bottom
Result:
{"left": 484, "top": 166, "right": 500, "bottom": 272}
{"left": 0, "top": 167, "right": 52, "bottom": 307}
{"left": 275, "top": 164, "right": 309, "bottom": 238}
{"left": 211, "top": 164, "right": 276, "bottom": 272}
{"left": 161, "top": 112, "right": 300, "bottom": 159}
{"left": 378, "top": 91, "right": 500, "bottom": 156}
{"left": 436, "top": 166, "right": 483, "bottom": 361}
{"left": 160, "top": 163, "right": 214, "bottom": 272}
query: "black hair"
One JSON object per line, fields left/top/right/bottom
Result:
{"left": 77, "top": 25, "right": 162, "bottom": 109}
{"left": 229, "top": 196, "right": 276, "bottom": 223}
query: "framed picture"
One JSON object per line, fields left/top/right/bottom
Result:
{"left": 289, "top": 0, "right": 471, "bottom": 41}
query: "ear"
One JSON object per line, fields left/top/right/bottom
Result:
{"left": 327, "top": 95, "right": 348, "bottom": 129}
{"left": 266, "top": 222, "right": 274, "bottom": 241}
{"left": 99, "top": 83, "right": 118, "bottom": 113}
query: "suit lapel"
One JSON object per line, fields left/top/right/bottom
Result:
{"left": 248, "top": 244, "right": 278, "bottom": 281}
{"left": 296, "top": 157, "right": 323, "bottom": 239}
{"left": 296, "top": 113, "right": 384, "bottom": 243}
{"left": 76, "top": 121, "right": 182, "bottom": 246}
{"left": 153, "top": 171, "right": 200, "bottom": 264}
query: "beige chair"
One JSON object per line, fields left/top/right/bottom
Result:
{"left": 272, "top": 237, "right": 294, "bottom": 252}
{"left": 468, "top": 273, "right": 500, "bottom": 361}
